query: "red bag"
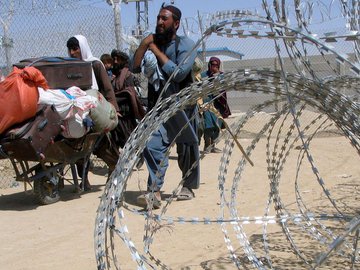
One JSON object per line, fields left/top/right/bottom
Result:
{"left": 0, "top": 67, "right": 49, "bottom": 134}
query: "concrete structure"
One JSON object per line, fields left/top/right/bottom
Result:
{"left": 220, "top": 53, "right": 359, "bottom": 113}
{"left": 197, "top": 47, "right": 244, "bottom": 60}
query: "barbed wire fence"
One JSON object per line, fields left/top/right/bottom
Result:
{"left": 0, "top": 1, "right": 358, "bottom": 189}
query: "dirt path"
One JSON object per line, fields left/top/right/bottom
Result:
{"left": 0, "top": 133, "right": 359, "bottom": 269}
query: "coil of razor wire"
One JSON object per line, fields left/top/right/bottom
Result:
{"left": 95, "top": 5, "right": 359, "bottom": 269}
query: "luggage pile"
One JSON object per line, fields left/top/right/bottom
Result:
{"left": 0, "top": 57, "right": 118, "bottom": 161}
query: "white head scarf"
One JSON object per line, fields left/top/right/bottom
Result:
{"left": 71, "top": 35, "right": 101, "bottom": 90}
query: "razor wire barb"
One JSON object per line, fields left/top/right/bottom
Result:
{"left": 95, "top": 2, "right": 359, "bottom": 269}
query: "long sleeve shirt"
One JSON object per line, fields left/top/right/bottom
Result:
{"left": 158, "top": 35, "right": 196, "bottom": 96}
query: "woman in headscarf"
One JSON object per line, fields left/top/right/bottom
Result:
{"left": 204, "top": 57, "right": 231, "bottom": 118}
{"left": 66, "top": 35, "right": 120, "bottom": 189}
{"left": 200, "top": 57, "right": 231, "bottom": 153}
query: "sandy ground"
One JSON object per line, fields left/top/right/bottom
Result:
{"left": 0, "top": 114, "right": 359, "bottom": 270}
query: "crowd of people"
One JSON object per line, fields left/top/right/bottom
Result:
{"left": 64, "top": 3, "right": 230, "bottom": 208}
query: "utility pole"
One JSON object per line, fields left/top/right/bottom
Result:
{"left": 107, "top": 0, "right": 122, "bottom": 49}
{"left": 1, "top": 27, "right": 14, "bottom": 74}
{"left": 124, "top": 0, "right": 149, "bottom": 39}
{"left": 136, "top": 0, "right": 149, "bottom": 37}
{"left": 0, "top": 0, "right": 15, "bottom": 74}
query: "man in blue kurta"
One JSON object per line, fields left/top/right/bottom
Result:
{"left": 132, "top": 3, "right": 199, "bottom": 209}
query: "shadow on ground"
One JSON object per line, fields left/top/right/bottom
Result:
{"left": 0, "top": 183, "right": 104, "bottom": 211}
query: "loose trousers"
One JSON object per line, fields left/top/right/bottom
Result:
{"left": 144, "top": 106, "right": 200, "bottom": 191}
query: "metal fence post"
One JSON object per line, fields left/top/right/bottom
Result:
{"left": 2, "top": 31, "right": 13, "bottom": 74}
{"left": 108, "top": 0, "right": 122, "bottom": 50}
{"left": 0, "top": 2, "right": 14, "bottom": 75}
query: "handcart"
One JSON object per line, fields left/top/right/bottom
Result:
{"left": 0, "top": 132, "right": 103, "bottom": 205}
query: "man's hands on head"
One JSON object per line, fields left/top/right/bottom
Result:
{"left": 133, "top": 33, "right": 170, "bottom": 73}
{"left": 142, "top": 34, "right": 154, "bottom": 47}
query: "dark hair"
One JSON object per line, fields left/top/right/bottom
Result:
{"left": 100, "top": 53, "right": 113, "bottom": 64}
{"left": 66, "top": 37, "right": 79, "bottom": 49}
{"left": 160, "top": 2, "right": 182, "bottom": 21}
{"left": 111, "top": 49, "right": 130, "bottom": 63}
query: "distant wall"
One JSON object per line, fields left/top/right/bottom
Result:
{"left": 221, "top": 53, "right": 359, "bottom": 113}
{"left": 222, "top": 53, "right": 357, "bottom": 78}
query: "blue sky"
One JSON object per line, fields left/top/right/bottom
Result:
{"left": 114, "top": 0, "right": 348, "bottom": 42}
{"left": 119, "top": 0, "right": 261, "bottom": 29}
{"left": 117, "top": 0, "right": 340, "bottom": 29}
{"left": 115, "top": 0, "right": 350, "bottom": 56}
